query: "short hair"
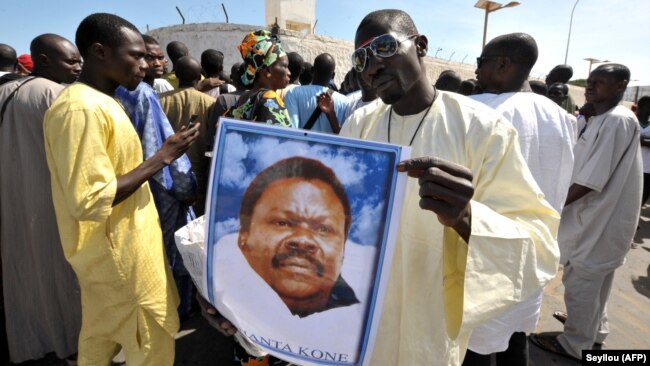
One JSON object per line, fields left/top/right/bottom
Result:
{"left": 201, "top": 49, "right": 224, "bottom": 75}
{"left": 30, "top": 34, "right": 67, "bottom": 57}
{"left": 529, "top": 80, "right": 548, "bottom": 95}
{"left": 435, "top": 70, "right": 462, "bottom": 92}
{"left": 287, "top": 52, "right": 304, "bottom": 83}
{"left": 300, "top": 62, "right": 313, "bottom": 85}
{"left": 313, "top": 53, "right": 336, "bottom": 80}
{"left": 548, "top": 82, "right": 568, "bottom": 95}
{"left": 547, "top": 65, "right": 573, "bottom": 83}
{"left": 166, "top": 41, "right": 189, "bottom": 64}
{"left": 592, "top": 63, "right": 630, "bottom": 82}
{"left": 75, "top": 13, "right": 140, "bottom": 57}
{"left": 175, "top": 56, "right": 202, "bottom": 84}
{"left": 239, "top": 157, "right": 352, "bottom": 238}
{"left": 459, "top": 79, "right": 477, "bottom": 96}
{"left": 357, "top": 9, "right": 418, "bottom": 36}
{"left": 0, "top": 43, "right": 17, "bottom": 69}
{"left": 141, "top": 34, "right": 159, "bottom": 46}
{"left": 485, "top": 33, "right": 538, "bottom": 75}
{"left": 638, "top": 96, "right": 650, "bottom": 110}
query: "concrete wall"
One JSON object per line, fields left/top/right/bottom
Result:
{"left": 148, "top": 22, "right": 585, "bottom": 106}
{"left": 148, "top": 22, "right": 480, "bottom": 86}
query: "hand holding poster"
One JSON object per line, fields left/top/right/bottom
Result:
{"left": 203, "top": 119, "right": 409, "bottom": 366}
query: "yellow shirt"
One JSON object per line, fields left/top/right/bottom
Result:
{"left": 163, "top": 72, "right": 179, "bottom": 89}
{"left": 340, "top": 92, "right": 559, "bottom": 365}
{"left": 44, "top": 83, "right": 179, "bottom": 343}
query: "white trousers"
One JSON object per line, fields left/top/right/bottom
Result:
{"left": 557, "top": 263, "right": 613, "bottom": 358}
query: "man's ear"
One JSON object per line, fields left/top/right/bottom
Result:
{"left": 415, "top": 34, "right": 428, "bottom": 57}
{"left": 238, "top": 231, "right": 249, "bottom": 250}
{"left": 616, "top": 80, "right": 629, "bottom": 95}
{"left": 37, "top": 53, "right": 49, "bottom": 67}
{"left": 89, "top": 42, "right": 107, "bottom": 61}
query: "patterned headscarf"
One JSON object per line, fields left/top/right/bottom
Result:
{"left": 237, "top": 30, "right": 286, "bottom": 86}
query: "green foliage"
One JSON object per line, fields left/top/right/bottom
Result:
{"left": 569, "top": 79, "right": 587, "bottom": 87}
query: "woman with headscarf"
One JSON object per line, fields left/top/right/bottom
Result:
{"left": 227, "top": 30, "right": 292, "bottom": 127}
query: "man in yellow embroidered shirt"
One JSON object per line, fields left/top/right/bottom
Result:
{"left": 340, "top": 9, "right": 560, "bottom": 365}
{"left": 43, "top": 13, "right": 200, "bottom": 366}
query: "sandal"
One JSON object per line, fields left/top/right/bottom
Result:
{"left": 529, "top": 333, "right": 580, "bottom": 361}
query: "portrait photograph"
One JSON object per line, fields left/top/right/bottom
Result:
{"left": 204, "top": 119, "right": 409, "bottom": 366}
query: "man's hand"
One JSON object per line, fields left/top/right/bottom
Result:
{"left": 317, "top": 92, "right": 334, "bottom": 115}
{"left": 112, "top": 123, "right": 200, "bottom": 206}
{"left": 157, "top": 123, "right": 201, "bottom": 165}
{"left": 197, "top": 77, "right": 225, "bottom": 92}
{"left": 397, "top": 157, "right": 474, "bottom": 242}
{"left": 317, "top": 91, "right": 341, "bottom": 134}
{"left": 197, "top": 294, "right": 238, "bottom": 336}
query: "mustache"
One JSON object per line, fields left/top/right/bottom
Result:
{"left": 271, "top": 248, "right": 325, "bottom": 277}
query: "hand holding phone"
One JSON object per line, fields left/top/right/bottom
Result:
{"left": 187, "top": 114, "right": 199, "bottom": 129}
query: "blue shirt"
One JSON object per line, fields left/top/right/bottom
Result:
{"left": 284, "top": 85, "right": 350, "bottom": 133}
{"left": 115, "top": 82, "right": 196, "bottom": 275}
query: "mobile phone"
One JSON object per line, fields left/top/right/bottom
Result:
{"left": 187, "top": 114, "right": 199, "bottom": 129}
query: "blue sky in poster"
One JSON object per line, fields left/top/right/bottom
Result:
{"left": 211, "top": 130, "right": 396, "bottom": 247}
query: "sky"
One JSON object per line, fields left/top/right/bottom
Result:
{"left": 210, "top": 128, "right": 398, "bottom": 248}
{"left": 1, "top": 0, "right": 648, "bottom": 84}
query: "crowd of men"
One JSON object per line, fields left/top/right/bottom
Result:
{"left": 0, "top": 7, "right": 645, "bottom": 366}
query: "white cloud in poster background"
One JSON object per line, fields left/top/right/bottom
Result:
{"left": 216, "top": 217, "right": 240, "bottom": 236}
{"left": 220, "top": 132, "right": 370, "bottom": 189}
{"left": 216, "top": 131, "right": 389, "bottom": 246}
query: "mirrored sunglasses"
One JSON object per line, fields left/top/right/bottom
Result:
{"left": 351, "top": 33, "right": 418, "bottom": 72}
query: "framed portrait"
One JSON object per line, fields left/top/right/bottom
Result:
{"left": 204, "top": 119, "right": 410, "bottom": 366}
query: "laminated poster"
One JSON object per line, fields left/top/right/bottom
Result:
{"left": 204, "top": 118, "right": 410, "bottom": 366}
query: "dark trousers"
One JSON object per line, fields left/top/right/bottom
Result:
{"left": 462, "top": 332, "right": 529, "bottom": 366}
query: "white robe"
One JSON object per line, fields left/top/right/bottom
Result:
{"left": 468, "top": 91, "right": 574, "bottom": 354}
{"left": 340, "top": 91, "right": 560, "bottom": 365}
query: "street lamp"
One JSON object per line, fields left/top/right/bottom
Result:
{"left": 584, "top": 57, "right": 611, "bottom": 75}
{"left": 564, "top": 0, "right": 580, "bottom": 64}
{"left": 474, "top": 0, "right": 521, "bottom": 49}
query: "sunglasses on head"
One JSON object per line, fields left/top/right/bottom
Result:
{"left": 351, "top": 33, "right": 418, "bottom": 72}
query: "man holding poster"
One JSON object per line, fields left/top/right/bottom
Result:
{"left": 339, "top": 8, "right": 560, "bottom": 366}
{"left": 199, "top": 9, "right": 559, "bottom": 366}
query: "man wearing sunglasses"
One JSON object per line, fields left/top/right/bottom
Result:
{"left": 466, "top": 32, "right": 575, "bottom": 366}
{"left": 340, "top": 9, "right": 559, "bottom": 365}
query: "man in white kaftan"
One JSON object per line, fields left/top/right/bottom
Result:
{"left": 531, "top": 64, "right": 642, "bottom": 360}
{"left": 341, "top": 91, "right": 558, "bottom": 364}
{"left": 465, "top": 33, "right": 574, "bottom": 365}
{"left": 0, "top": 34, "right": 82, "bottom": 363}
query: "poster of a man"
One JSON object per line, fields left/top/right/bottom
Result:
{"left": 238, "top": 157, "right": 358, "bottom": 317}
{"left": 204, "top": 119, "right": 409, "bottom": 366}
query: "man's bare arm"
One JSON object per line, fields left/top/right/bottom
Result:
{"left": 564, "top": 183, "right": 593, "bottom": 207}
{"left": 113, "top": 123, "right": 200, "bottom": 206}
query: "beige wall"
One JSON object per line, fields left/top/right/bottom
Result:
{"left": 148, "top": 22, "right": 585, "bottom": 105}
{"left": 148, "top": 22, "right": 480, "bottom": 86}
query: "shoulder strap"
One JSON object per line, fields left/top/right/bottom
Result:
{"left": 303, "top": 105, "right": 322, "bottom": 130}
{"left": 303, "top": 88, "right": 334, "bottom": 130}
{"left": 0, "top": 76, "right": 39, "bottom": 128}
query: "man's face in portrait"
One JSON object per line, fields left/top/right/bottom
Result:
{"left": 238, "top": 177, "right": 347, "bottom": 308}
